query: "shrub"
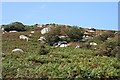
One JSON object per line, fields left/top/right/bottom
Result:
{"left": 38, "top": 44, "right": 49, "bottom": 55}
{"left": 44, "top": 28, "right": 60, "bottom": 46}
{"left": 111, "top": 46, "right": 120, "bottom": 58}
{"left": 96, "top": 31, "right": 114, "bottom": 41}
{"left": 96, "top": 32, "right": 120, "bottom": 57}
{"left": 81, "top": 42, "right": 91, "bottom": 49}
{"left": 96, "top": 44, "right": 112, "bottom": 56}
{"left": 65, "top": 26, "right": 83, "bottom": 42}
{"left": 3, "top": 22, "right": 26, "bottom": 32}
{"left": 96, "top": 41, "right": 120, "bottom": 57}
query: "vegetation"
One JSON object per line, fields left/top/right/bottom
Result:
{"left": 3, "top": 22, "right": 26, "bottom": 32}
{"left": 65, "top": 26, "right": 83, "bottom": 42}
{"left": 96, "top": 32, "right": 120, "bottom": 57}
{"left": 2, "top": 48, "right": 120, "bottom": 79}
{"left": 96, "top": 31, "right": 115, "bottom": 41}
{"left": 44, "top": 28, "right": 60, "bottom": 46}
{"left": 2, "top": 29, "right": 120, "bottom": 79}
{"left": 2, "top": 24, "right": 120, "bottom": 80}
{"left": 38, "top": 44, "right": 50, "bottom": 55}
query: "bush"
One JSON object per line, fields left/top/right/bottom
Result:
{"left": 38, "top": 44, "right": 49, "bottom": 55}
{"left": 111, "top": 46, "right": 120, "bottom": 57}
{"left": 25, "top": 25, "right": 35, "bottom": 31}
{"left": 96, "top": 32, "right": 120, "bottom": 57}
{"left": 65, "top": 26, "right": 83, "bottom": 42}
{"left": 81, "top": 42, "right": 91, "bottom": 49}
{"left": 96, "top": 44, "right": 112, "bottom": 56}
{"left": 44, "top": 28, "right": 60, "bottom": 46}
{"left": 96, "top": 41, "right": 120, "bottom": 57}
{"left": 96, "top": 31, "right": 114, "bottom": 41}
{"left": 3, "top": 22, "right": 26, "bottom": 32}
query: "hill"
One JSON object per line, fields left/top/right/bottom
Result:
{"left": 1, "top": 22, "right": 120, "bottom": 79}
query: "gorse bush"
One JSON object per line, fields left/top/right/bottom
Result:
{"left": 96, "top": 31, "right": 114, "bottom": 41}
{"left": 111, "top": 46, "right": 120, "bottom": 58}
{"left": 44, "top": 31, "right": 60, "bottom": 46}
{"left": 44, "top": 26, "right": 84, "bottom": 45}
{"left": 96, "top": 44, "right": 112, "bottom": 56}
{"left": 65, "top": 26, "right": 83, "bottom": 42}
{"left": 96, "top": 33, "right": 120, "bottom": 57}
{"left": 3, "top": 22, "right": 26, "bottom": 32}
{"left": 38, "top": 44, "right": 50, "bottom": 55}
{"left": 81, "top": 42, "right": 91, "bottom": 49}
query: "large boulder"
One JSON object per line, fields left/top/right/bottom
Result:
{"left": 41, "top": 27, "right": 50, "bottom": 34}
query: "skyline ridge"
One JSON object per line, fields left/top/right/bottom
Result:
{"left": 1, "top": 21, "right": 119, "bottom": 31}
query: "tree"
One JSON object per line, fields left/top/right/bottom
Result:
{"left": 65, "top": 26, "right": 83, "bottom": 42}
{"left": 4, "top": 22, "right": 26, "bottom": 32}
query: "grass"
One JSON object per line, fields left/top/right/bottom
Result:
{"left": 2, "top": 31, "right": 120, "bottom": 79}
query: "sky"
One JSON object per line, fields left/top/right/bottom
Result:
{"left": 2, "top": 2, "right": 118, "bottom": 30}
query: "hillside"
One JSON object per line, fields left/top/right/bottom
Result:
{"left": 1, "top": 22, "right": 120, "bottom": 79}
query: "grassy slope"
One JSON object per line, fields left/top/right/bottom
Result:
{"left": 2, "top": 31, "right": 120, "bottom": 78}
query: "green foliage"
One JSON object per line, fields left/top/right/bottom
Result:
{"left": 96, "top": 43, "right": 112, "bottom": 56}
{"left": 65, "top": 26, "right": 83, "bottom": 42}
{"left": 2, "top": 26, "right": 120, "bottom": 79}
{"left": 87, "top": 36, "right": 103, "bottom": 44}
{"left": 96, "top": 33, "right": 120, "bottom": 57}
{"left": 24, "top": 25, "right": 35, "bottom": 31}
{"left": 2, "top": 48, "right": 120, "bottom": 78}
{"left": 81, "top": 42, "right": 91, "bottom": 49}
{"left": 96, "top": 31, "right": 114, "bottom": 41}
{"left": 4, "top": 22, "right": 26, "bottom": 32}
{"left": 111, "top": 46, "right": 120, "bottom": 58}
{"left": 44, "top": 27, "right": 60, "bottom": 46}
{"left": 38, "top": 44, "right": 50, "bottom": 55}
